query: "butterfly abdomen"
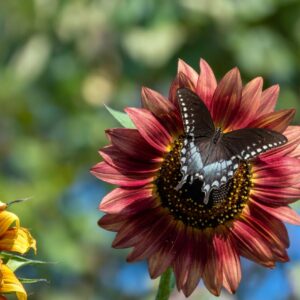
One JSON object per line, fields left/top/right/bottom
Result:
{"left": 212, "top": 128, "right": 222, "bottom": 144}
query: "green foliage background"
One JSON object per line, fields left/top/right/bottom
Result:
{"left": 1, "top": 0, "right": 300, "bottom": 299}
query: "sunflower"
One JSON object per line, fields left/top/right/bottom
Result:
{"left": 91, "top": 58, "right": 300, "bottom": 297}
{"left": 0, "top": 202, "right": 36, "bottom": 300}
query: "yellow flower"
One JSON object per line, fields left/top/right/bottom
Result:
{"left": 0, "top": 202, "right": 37, "bottom": 300}
{"left": 0, "top": 260, "right": 27, "bottom": 300}
{"left": 0, "top": 203, "right": 36, "bottom": 254}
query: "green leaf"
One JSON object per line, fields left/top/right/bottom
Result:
{"left": 104, "top": 105, "right": 135, "bottom": 128}
{"left": 19, "top": 278, "right": 48, "bottom": 284}
{"left": 0, "top": 252, "right": 49, "bottom": 272}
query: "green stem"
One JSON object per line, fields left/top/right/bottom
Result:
{"left": 155, "top": 268, "right": 174, "bottom": 300}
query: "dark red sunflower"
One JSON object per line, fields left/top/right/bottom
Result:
{"left": 91, "top": 58, "right": 300, "bottom": 297}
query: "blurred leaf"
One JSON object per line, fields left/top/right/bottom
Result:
{"left": 105, "top": 105, "right": 135, "bottom": 128}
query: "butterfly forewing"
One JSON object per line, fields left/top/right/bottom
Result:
{"left": 177, "top": 88, "right": 215, "bottom": 138}
{"left": 223, "top": 128, "right": 288, "bottom": 160}
{"left": 176, "top": 88, "right": 215, "bottom": 189}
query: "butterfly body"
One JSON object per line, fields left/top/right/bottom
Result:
{"left": 176, "top": 88, "right": 288, "bottom": 204}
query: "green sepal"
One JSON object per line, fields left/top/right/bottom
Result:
{"left": 104, "top": 105, "right": 135, "bottom": 128}
{"left": 19, "top": 278, "right": 48, "bottom": 284}
{"left": 0, "top": 252, "right": 48, "bottom": 272}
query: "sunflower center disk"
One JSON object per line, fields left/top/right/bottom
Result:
{"left": 155, "top": 138, "right": 252, "bottom": 230}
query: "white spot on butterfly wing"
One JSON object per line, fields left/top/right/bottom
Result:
{"left": 221, "top": 176, "right": 226, "bottom": 182}
{"left": 181, "top": 166, "right": 187, "bottom": 173}
{"left": 212, "top": 180, "right": 220, "bottom": 188}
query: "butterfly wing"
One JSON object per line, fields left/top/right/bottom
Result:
{"left": 176, "top": 88, "right": 215, "bottom": 189}
{"left": 200, "top": 128, "right": 287, "bottom": 203}
{"left": 176, "top": 87, "right": 288, "bottom": 205}
{"left": 222, "top": 128, "right": 288, "bottom": 160}
{"left": 177, "top": 88, "right": 215, "bottom": 138}
{"left": 197, "top": 138, "right": 240, "bottom": 204}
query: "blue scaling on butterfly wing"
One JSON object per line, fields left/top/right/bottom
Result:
{"left": 176, "top": 136, "right": 204, "bottom": 190}
{"left": 200, "top": 144, "right": 240, "bottom": 204}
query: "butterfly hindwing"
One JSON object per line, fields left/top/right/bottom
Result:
{"left": 198, "top": 140, "right": 240, "bottom": 204}
{"left": 176, "top": 136, "right": 204, "bottom": 190}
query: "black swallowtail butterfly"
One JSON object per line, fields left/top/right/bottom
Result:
{"left": 176, "top": 88, "right": 288, "bottom": 204}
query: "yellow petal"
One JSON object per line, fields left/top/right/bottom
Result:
{"left": 0, "top": 202, "right": 7, "bottom": 212}
{"left": 0, "top": 212, "right": 20, "bottom": 237}
{"left": 0, "top": 264, "right": 27, "bottom": 300}
{"left": 0, "top": 227, "right": 36, "bottom": 255}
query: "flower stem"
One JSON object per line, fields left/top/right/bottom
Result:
{"left": 155, "top": 268, "right": 174, "bottom": 300}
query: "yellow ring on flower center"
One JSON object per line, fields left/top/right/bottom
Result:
{"left": 155, "top": 137, "right": 252, "bottom": 229}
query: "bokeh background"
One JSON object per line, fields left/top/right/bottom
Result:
{"left": 1, "top": 0, "right": 300, "bottom": 299}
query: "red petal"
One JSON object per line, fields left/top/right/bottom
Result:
{"left": 112, "top": 207, "right": 163, "bottom": 249}
{"left": 126, "top": 213, "right": 175, "bottom": 262}
{"left": 99, "top": 146, "right": 159, "bottom": 173}
{"left": 141, "top": 87, "right": 182, "bottom": 136}
{"left": 91, "top": 162, "right": 154, "bottom": 187}
{"left": 244, "top": 204, "right": 289, "bottom": 251}
{"left": 251, "top": 187, "right": 300, "bottom": 206}
{"left": 98, "top": 214, "right": 125, "bottom": 232}
{"left": 106, "top": 128, "right": 161, "bottom": 162}
{"left": 99, "top": 186, "right": 154, "bottom": 214}
{"left": 285, "top": 126, "right": 300, "bottom": 158}
{"left": 177, "top": 59, "right": 198, "bottom": 87}
{"left": 231, "top": 77, "right": 263, "bottom": 129}
{"left": 173, "top": 227, "right": 189, "bottom": 290}
{"left": 182, "top": 228, "right": 207, "bottom": 297}
{"left": 247, "top": 109, "right": 295, "bottom": 133}
{"left": 210, "top": 68, "right": 242, "bottom": 130}
{"left": 177, "top": 228, "right": 205, "bottom": 297}
{"left": 148, "top": 222, "right": 185, "bottom": 279}
{"left": 251, "top": 200, "right": 300, "bottom": 226}
{"left": 231, "top": 220, "right": 275, "bottom": 267}
{"left": 169, "top": 72, "right": 195, "bottom": 106}
{"left": 253, "top": 156, "right": 300, "bottom": 188}
{"left": 141, "top": 87, "right": 175, "bottom": 116}
{"left": 125, "top": 108, "right": 172, "bottom": 152}
{"left": 202, "top": 234, "right": 223, "bottom": 296}
{"left": 219, "top": 237, "right": 241, "bottom": 294}
{"left": 196, "top": 59, "right": 217, "bottom": 109}
{"left": 257, "top": 85, "right": 279, "bottom": 117}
